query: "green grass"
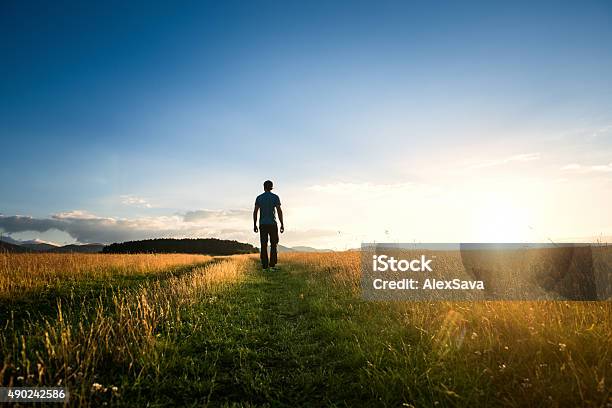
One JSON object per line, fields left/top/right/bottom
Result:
{"left": 119, "top": 263, "right": 385, "bottom": 406}
{"left": 2, "top": 257, "right": 610, "bottom": 407}
{"left": 109, "top": 260, "right": 609, "bottom": 407}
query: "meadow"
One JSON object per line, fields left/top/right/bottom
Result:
{"left": 0, "top": 251, "right": 610, "bottom": 407}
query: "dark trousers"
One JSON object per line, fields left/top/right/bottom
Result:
{"left": 259, "top": 224, "right": 279, "bottom": 268}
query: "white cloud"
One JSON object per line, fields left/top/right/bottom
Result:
{"left": 561, "top": 162, "right": 612, "bottom": 173}
{"left": 468, "top": 152, "right": 541, "bottom": 169}
{"left": 309, "top": 182, "right": 411, "bottom": 193}
{"left": 561, "top": 163, "right": 582, "bottom": 171}
{"left": 307, "top": 181, "right": 440, "bottom": 196}
{"left": 120, "top": 195, "right": 152, "bottom": 208}
{"left": 54, "top": 210, "right": 103, "bottom": 220}
{"left": 591, "top": 125, "right": 612, "bottom": 138}
{"left": 590, "top": 164, "right": 612, "bottom": 173}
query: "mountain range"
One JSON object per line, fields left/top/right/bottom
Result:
{"left": 277, "top": 245, "right": 333, "bottom": 253}
{"left": 0, "top": 237, "right": 105, "bottom": 253}
{"left": 0, "top": 237, "right": 331, "bottom": 254}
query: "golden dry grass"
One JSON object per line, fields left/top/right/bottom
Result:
{"left": 0, "top": 251, "right": 609, "bottom": 406}
{"left": 281, "top": 250, "right": 612, "bottom": 406}
{"left": 0, "top": 253, "right": 212, "bottom": 300}
{"left": 0, "top": 254, "right": 252, "bottom": 405}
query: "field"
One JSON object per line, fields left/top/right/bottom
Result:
{"left": 0, "top": 251, "right": 610, "bottom": 407}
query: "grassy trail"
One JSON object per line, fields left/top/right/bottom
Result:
{"left": 123, "top": 259, "right": 414, "bottom": 407}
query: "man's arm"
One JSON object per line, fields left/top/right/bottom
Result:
{"left": 253, "top": 204, "right": 259, "bottom": 233}
{"left": 276, "top": 205, "right": 284, "bottom": 233}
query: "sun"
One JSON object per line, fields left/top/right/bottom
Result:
{"left": 471, "top": 195, "right": 535, "bottom": 242}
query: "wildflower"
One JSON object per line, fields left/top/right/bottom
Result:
{"left": 558, "top": 343, "right": 567, "bottom": 352}
{"left": 92, "top": 383, "right": 103, "bottom": 391}
{"left": 597, "top": 378, "right": 605, "bottom": 393}
{"left": 521, "top": 378, "right": 532, "bottom": 388}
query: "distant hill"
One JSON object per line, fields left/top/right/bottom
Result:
{"left": 291, "top": 246, "right": 333, "bottom": 253}
{"left": 0, "top": 237, "right": 104, "bottom": 253}
{"left": 19, "top": 239, "right": 60, "bottom": 252}
{"left": 103, "top": 238, "right": 257, "bottom": 255}
{"left": 277, "top": 245, "right": 332, "bottom": 253}
{"left": 0, "top": 240, "right": 33, "bottom": 253}
{"left": 49, "top": 243, "right": 105, "bottom": 253}
{"left": 0, "top": 235, "right": 25, "bottom": 245}
{"left": 277, "top": 245, "right": 296, "bottom": 253}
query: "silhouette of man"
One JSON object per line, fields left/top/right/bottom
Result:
{"left": 253, "top": 180, "right": 284, "bottom": 270}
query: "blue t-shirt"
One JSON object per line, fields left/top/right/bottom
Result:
{"left": 255, "top": 191, "right": 281, "bottom": 225}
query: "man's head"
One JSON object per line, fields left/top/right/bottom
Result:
{"left": 263, "top": 180, "right": 273, "bottom": 191}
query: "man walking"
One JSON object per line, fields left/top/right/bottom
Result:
{"left": 253, "top": 180, "right": 284, "bottom": 270}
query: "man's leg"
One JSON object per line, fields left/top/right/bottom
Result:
{"left": 259, "top": 226, "right": 269, "bottom": 269}
{"left": 269, "top": 224, "right": 279, "bottom": 267}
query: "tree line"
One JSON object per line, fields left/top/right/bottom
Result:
{"left": 102, "top": 238, "right": 257, "bottom": 255}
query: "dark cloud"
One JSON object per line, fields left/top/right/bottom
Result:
{"left": 0, "top": 215, "right": 65, "bottom": 233}
{"left": 0, "top": 213, "right": 183, "bottom": 244}
{"left": 0, "top": 211, "right": 338, "bottom": 248}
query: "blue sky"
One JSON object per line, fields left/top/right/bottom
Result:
{"left": 1, "top": 1, "right": 611, "bottom": 248}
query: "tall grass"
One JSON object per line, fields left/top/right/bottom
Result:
{"left": 0, "top": 254, "right": 251, "bottom": 406}
{"left": 0, "top": 253, "right": 212, "bottom": 301}
{"left": 0, "top": 251, "right": 609, "bottom": 406}
{"left": 282, "top": 251, "right": 611, "bottom": 406}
